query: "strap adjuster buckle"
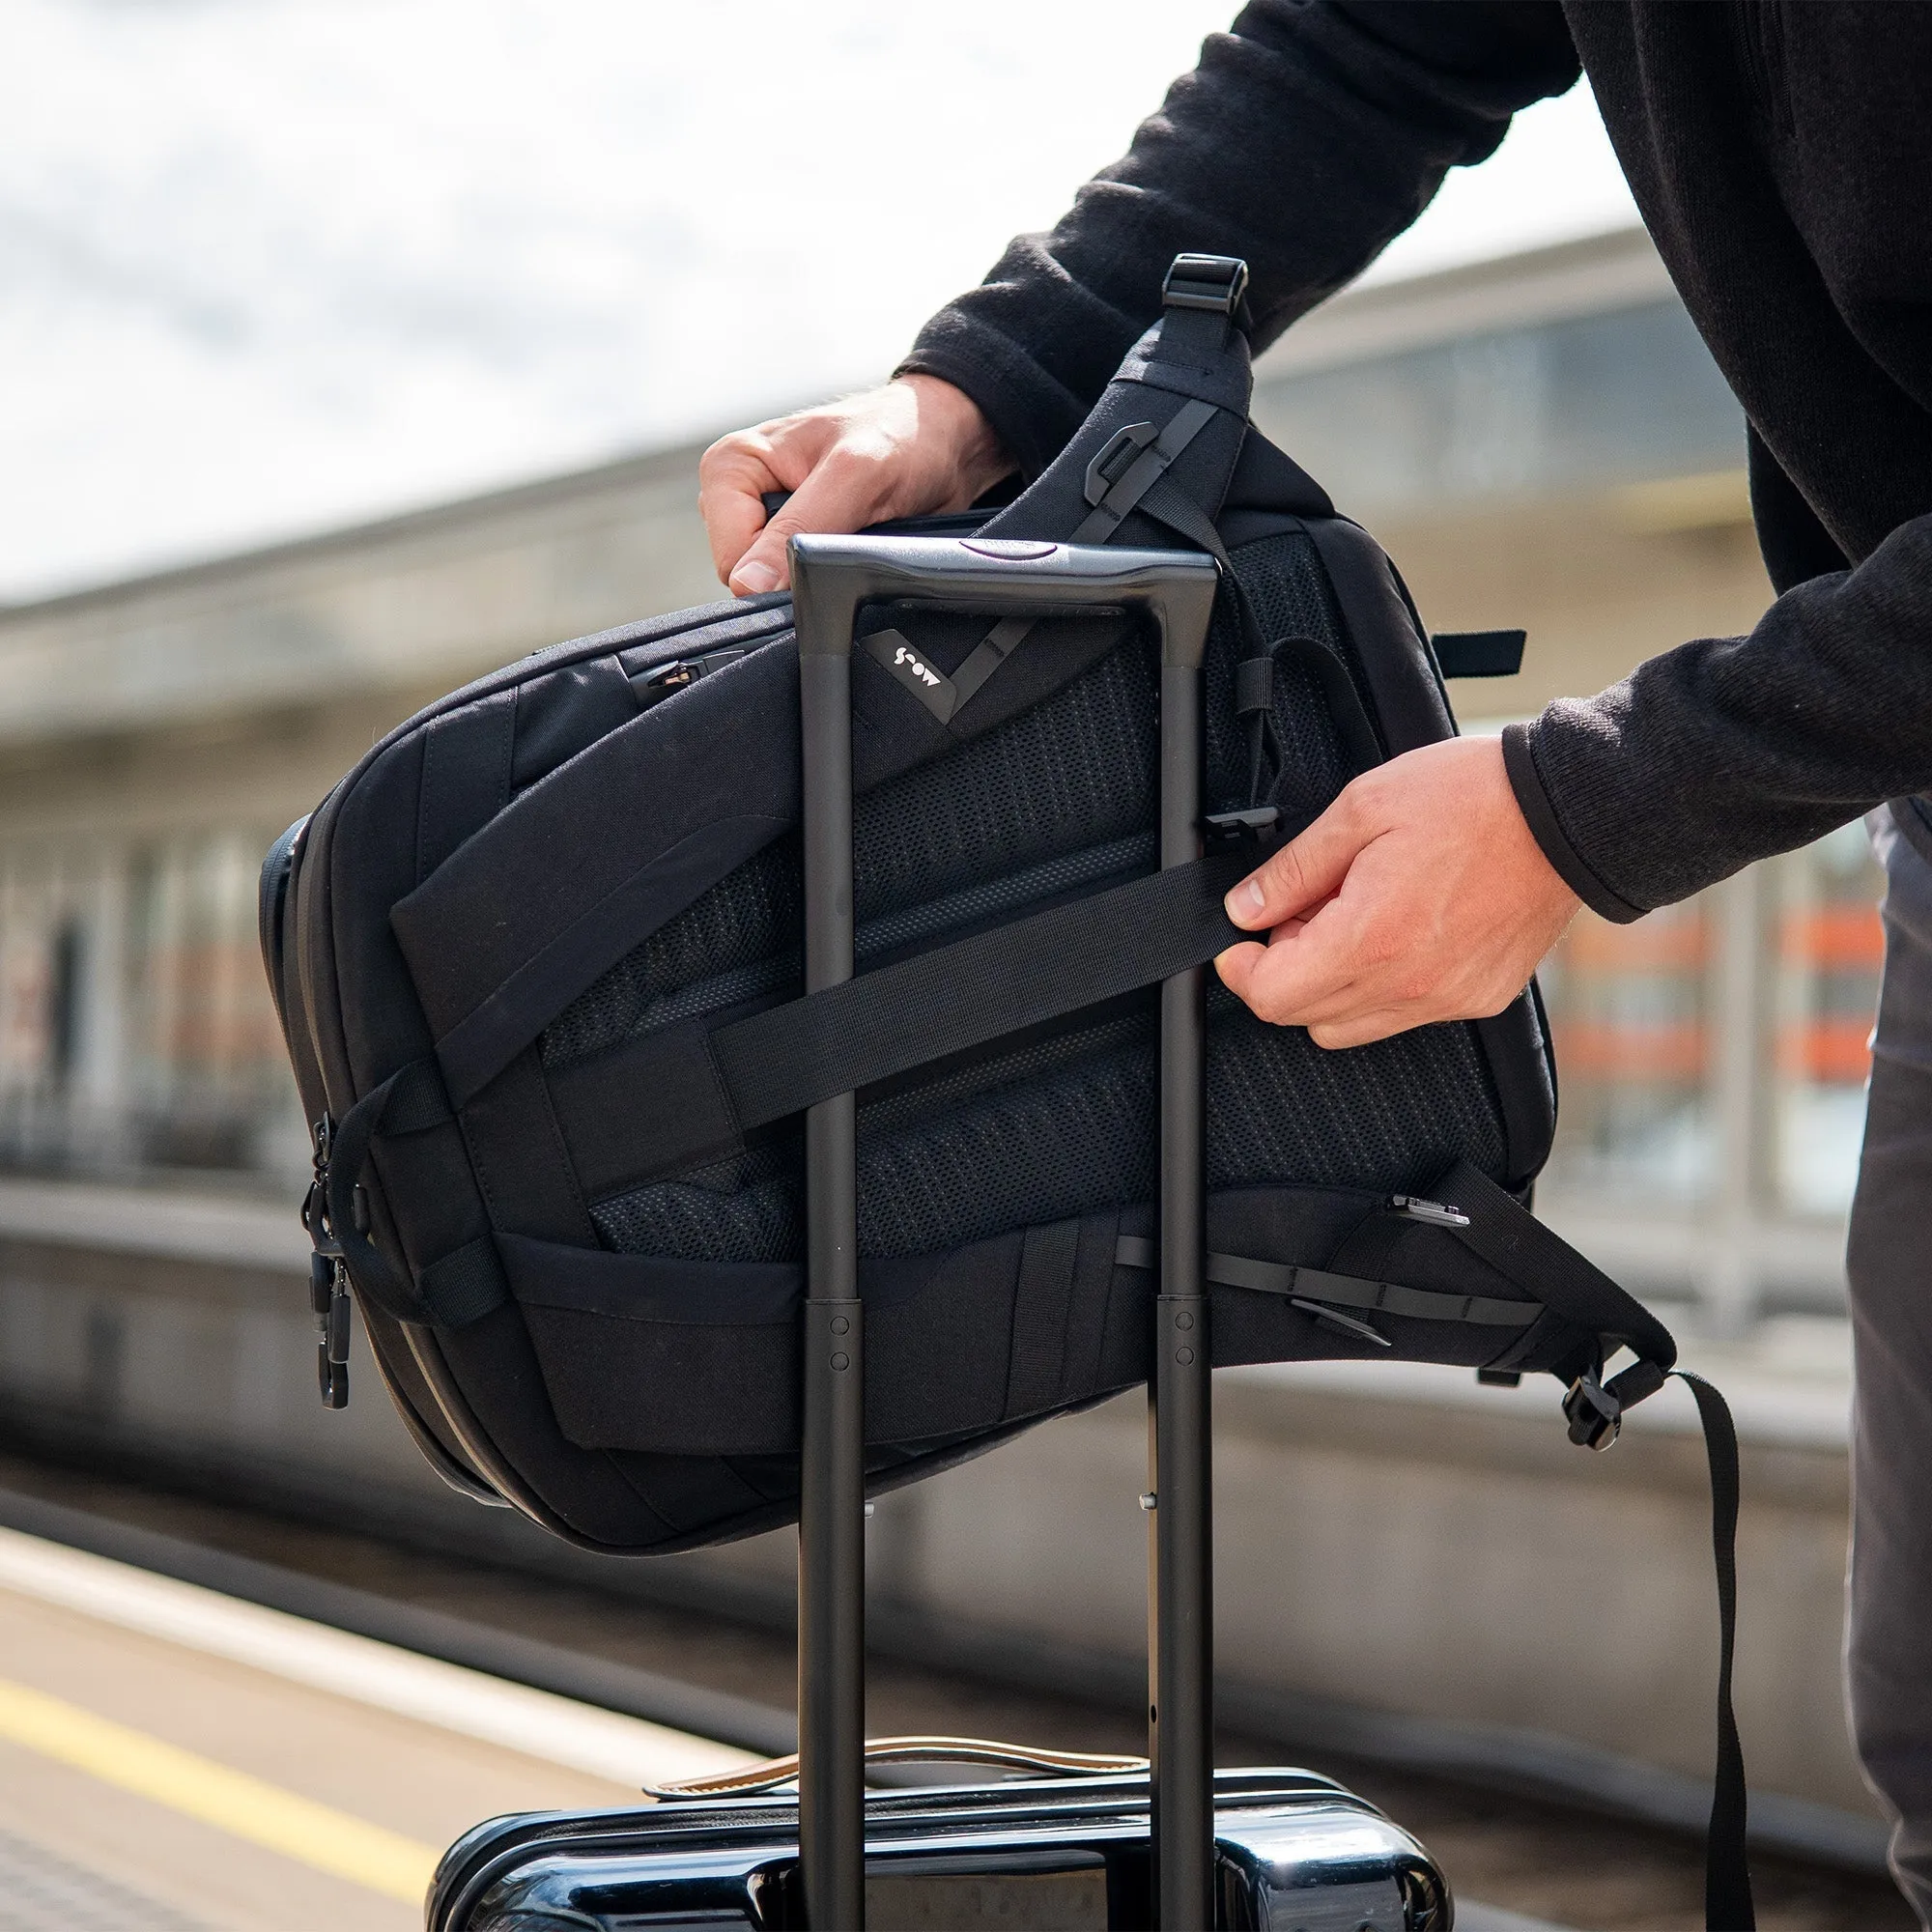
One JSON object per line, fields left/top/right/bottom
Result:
{"left": 1564, "top": 1371, "right": 1623, "bottom": 1451}
{"left": 1162, "top": 254, "right": 1250, "bottom": 317}
{"left": 1084, "top": 421, "right": 1159, "bottom": 507}
{"left": 1202, "top": 807, "right": 1280, "bottom": 850}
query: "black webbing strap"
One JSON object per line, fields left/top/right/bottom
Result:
{"left": 708, "top": 853, "right": 1249, "bottom": 1141}
{"left": 1121, "top": 1240, "right": 1750, "bottom": 1926}
{"left": 327, "top": 1058, "right": 511, "bottom": 1328}
{"left": 1676, "top": 1369, "right": 1754, "bottom": 1932}
{"left": 1134, "top": 470, "right": 1232, "bottom": 564}
{"left": 1072, "top": 398, "right": 1220, "bottom": 545}
{"left": 946, "top": 615, "right": 1035, "bottom": 717}
{"left": 912, "top": 398, "right": 1227, "bottom": 729}
{"left": 1430, "top": 1157, "right": 1680, "bottom": 1372}
{"left": 416, "top": 1236, "right": 513, "bottom": 1328}
{"left": 1113, "top": 1236, "right": 1539, "bottom": 1329}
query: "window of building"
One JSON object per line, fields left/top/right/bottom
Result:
{"left": 127, "top": 830, "right": 298, "bottom": 1174}
{"left": 1539, "top": 895, "right": 1714, "bottom": 1204}
{"left": 0, "top": 831, "right": 302, "bottom": 1182}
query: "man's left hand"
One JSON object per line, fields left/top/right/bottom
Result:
{"left": 1215, "top": 735, "right": 1582, "bottom": 1048}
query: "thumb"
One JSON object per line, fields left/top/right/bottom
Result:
{"left": 727, "top": 505, "right": 810, "bottom": 597}
{"left": 1224, "top": 795, "right": 1369, "bottom": 931}
{"left": 727, "top": 450, "right": 888, "bottom": 596}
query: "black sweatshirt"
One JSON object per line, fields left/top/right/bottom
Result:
{"left": 900, "top": 2, "right": 1932, "bottom": 921}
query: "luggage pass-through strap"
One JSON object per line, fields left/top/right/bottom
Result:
{"left": 551, "top": 853, "right": 1253, "bottom": 1193}
{"left": 707, "top": 851, "right": 1250, "bottom": 1141}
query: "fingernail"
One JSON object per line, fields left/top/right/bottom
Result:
{"left": 732, "top": 560, "right": 778, "bottom": 595}
{"left": 1226, "top": 878, "right": 1265, "bottom": 923}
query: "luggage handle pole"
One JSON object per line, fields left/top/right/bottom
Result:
{"left": 795, "top": 575, "right": 865, "bottom": 1932}
{"left": 788, "top": 534, "right": 1219, "bottom": 1932}
{"left": 1152, "top": 636, "right": 1212, "bottom": 1931}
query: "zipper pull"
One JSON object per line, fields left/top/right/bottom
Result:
{"left": 635, "top": 644, "right": 750, "bottom": 710}
{"left": 1390, "top": 1194, "right": 1471, "bottom": 1229}
{"left": 302, "top": 1115, "right": 351, "bottom": 1409}
{"left": 317, "top": 1263, "right": 352, "bottom": 1410}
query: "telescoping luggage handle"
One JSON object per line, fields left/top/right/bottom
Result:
{"left": 789, "top": 533, "right": 1220, "bottom": 1932}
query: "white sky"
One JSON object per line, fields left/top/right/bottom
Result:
{"left": 0, "top": 0, "right": 1637, "bottom": 603}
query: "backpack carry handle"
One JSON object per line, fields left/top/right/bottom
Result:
{"left": 789, "top": 533, "right": 1221, "bottom": 1932}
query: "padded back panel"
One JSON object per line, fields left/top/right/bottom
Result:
{"left": 543, "top": 528, "right": 1507, "bottom": 1265}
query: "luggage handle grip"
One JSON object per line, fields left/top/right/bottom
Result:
{"left": 647, "top": 1735, "right": 1150, "bottom": 1801}
{"left": 789, "top": 533, "right": 1219, "bottom": 671}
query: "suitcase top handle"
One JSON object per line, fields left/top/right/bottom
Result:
{"left": 789, "top": 534, "right": 1220, "bottom": 673}
{"left": 647, "top": 1736, "right": 1150, "bottom": 1802}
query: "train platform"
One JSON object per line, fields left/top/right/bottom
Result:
{"left": 0, "top": 1505, "right": 1584, "bottom": 1932}
{"left": 0, "top": 1521, "right": 751, "bottom": 1930}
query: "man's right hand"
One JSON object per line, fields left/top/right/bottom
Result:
{"left": 698, "top": 375, "right": 1014, "bottom": 597}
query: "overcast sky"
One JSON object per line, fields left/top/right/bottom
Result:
{"left": 0, "top": 1, "right": 1638, "bottom": 603}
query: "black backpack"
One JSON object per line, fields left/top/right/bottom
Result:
{"left": 256, "top": 246, "right": 1716, "bottom": 1542}
{"left": 260, "top": 255, "right": 1750, "bottom": 1920}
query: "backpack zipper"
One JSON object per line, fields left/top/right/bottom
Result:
{"left": 301, "top": 1114, "right": 353, "bottom": 1409}
{"left": 634, "top": 643, "right": 751, "bottom": 710}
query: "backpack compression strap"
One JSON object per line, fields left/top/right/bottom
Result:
{"left": 544, "top": 849, "right": 1252, "bottom": 1196}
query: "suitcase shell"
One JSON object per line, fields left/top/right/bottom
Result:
{"left": 426, "top": 1766, "right": 1452, "bottom": 1931}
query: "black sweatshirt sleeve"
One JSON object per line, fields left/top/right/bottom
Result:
{"left": 1502, "top": 515, "right": 1932, "bottom": 921}
{"left": 898, "top": 0, "right": 1581, "bottom": 479}
{"left": 904, "top": 1, "right": 1932, "bottom": 917}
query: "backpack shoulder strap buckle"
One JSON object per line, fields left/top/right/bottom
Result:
{"left": 1163, "top": 253, "right": 1250, "bottom": 316}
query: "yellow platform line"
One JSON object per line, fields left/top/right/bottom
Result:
{"left": 0, "top": 1674, "right": 440, "bottom": 1904}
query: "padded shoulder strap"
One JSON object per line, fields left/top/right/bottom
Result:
{"left": 981, "top": 257, "right": 1254, "bottom": 554}
{"left": 1434, "top": 1157, "right": 1678, "bottom": 1375}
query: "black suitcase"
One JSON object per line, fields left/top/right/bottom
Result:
{"left": 425, "top": 532, "right": 1455, "bottom": 1932}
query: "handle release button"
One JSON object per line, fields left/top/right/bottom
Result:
{"left": 960, "top": 539, "right": 1058, "bottom": 560}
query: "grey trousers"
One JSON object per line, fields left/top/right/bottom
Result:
{"left": 1848, "top": 801, "right": 1932, "bottom": 1925}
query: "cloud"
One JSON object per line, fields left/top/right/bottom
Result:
{"left": 0, "top": 0, "right": 1634, "bottom": 601}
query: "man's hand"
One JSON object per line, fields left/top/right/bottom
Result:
{"left": 1216, "top": 735, "right": 1580, "bottom": 1048}
{"left": 698, "top": 375, "right": 1014, "bottom": 597}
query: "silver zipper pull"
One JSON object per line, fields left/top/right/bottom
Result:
{"left": 1391, "top": 1194, "right": 1471, "bottom": 1229}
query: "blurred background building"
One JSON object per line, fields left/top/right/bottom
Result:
{"left": 0, "top": 224, "right": 1872, "bottom": 1334}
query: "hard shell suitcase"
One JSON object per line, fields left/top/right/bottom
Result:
{"left": 427, "top": 1762, "right": 1448, "bottom": 1931}
{"left": 424, "top": 531, "right": 1455, "bottom": 1932}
